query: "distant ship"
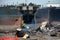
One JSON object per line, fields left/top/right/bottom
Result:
{"left": 0, "top": 4, "right": 39, "bottom": 25}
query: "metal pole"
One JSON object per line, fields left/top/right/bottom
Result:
{"left": 48, "top": 1, "right": 50, "bottom": 24}
{"left": 48, "top": 8, "right": 49, "bottom": 22}
{"left": 48, "top": 8, "right": 50, "bottom": 24}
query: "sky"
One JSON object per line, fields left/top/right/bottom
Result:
{"left": 0, "top": 0, "right": 60, "bottom": 5}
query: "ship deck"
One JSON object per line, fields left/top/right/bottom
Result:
{"left": 0, "top": 25, "right": 60, "bottom": 40}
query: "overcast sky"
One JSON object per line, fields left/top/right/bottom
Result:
{"left": 0, "top": 0, "right": 60, "bottom": 5}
